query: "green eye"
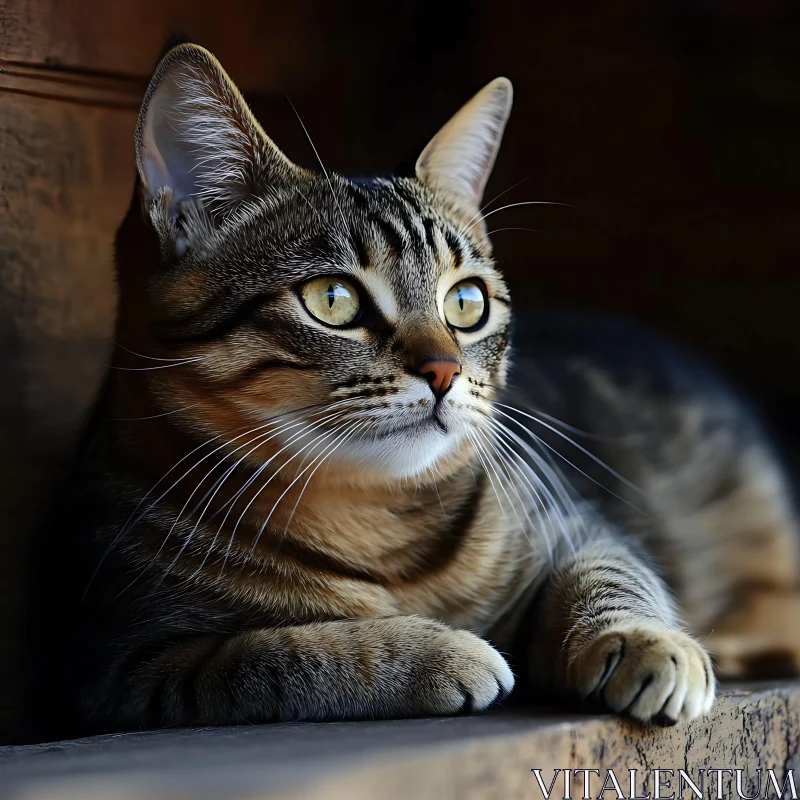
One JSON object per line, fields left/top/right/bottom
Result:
{"left": 443, "top": 280, "right": 487, "bottom": 330}
{"left": 301, "top": 277, "right": 361, "bottom": 327}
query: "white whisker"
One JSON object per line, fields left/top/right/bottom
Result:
{"left": 457, "top": 173, "right": 539, "bottom": 237}
{"left": 113, "top": 343, "right": 205, "bottom": 363}
{"left": 466, "top": 430, "right": 508, "bottom": 521}
{"left": 251, "top": 419, "right": 365, "bottom": 553}
{"left": 189, "top": 409, "right": 351, "bottom": 576}
{"left": 111, "top": 403, "right": 200, "bottom": 422}
{"left": 158, "top": 408, "right": 353, "bottom": 583}
{"left": 480, "top": 226, "right": 552, "bottom": 239}
{"left": 494, "top": 402, "right": 643, "bottom": 495}
{"left": 278, "top": 420, "right": 368, "bottom": 543}
{"left": 109, "top": 359, "right": 204, "bottom": 371}
{"left": 477, "top": 172, "right": 537, "bottom": 215}
{"left": 118, "top": 414, "right": 339, "bottom": 598}
{"left": 222, "top": 421, "right": 355, "bottom": 569}
{"left": 190, "top": 406, "right": 350, "bottom": 525}
{"left": 293, "top": 186, "right": 325, "bottom": 225}
{"left": 482, "top": 412, "right": 581, "bottom": 551}
{"left": 286, "top": 96, "right": 349, "bottom": 232}
{"left": 509, "top": 406, "right": 602, "bottom": 440}
{"left": 462, "top": 200, "right": 573, "bottom": 237}
{"left": 88, "top": 400, "right": 350, "bottom": 598}
{"left": 473, "top": 427, "right": 527, "bottom": 534}
{"left": 482, "top": 423, "right": 555, "bottom": 560}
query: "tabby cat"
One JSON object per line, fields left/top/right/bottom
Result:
{"left": 33, "top": 43, "right": 800, "bottom": 737}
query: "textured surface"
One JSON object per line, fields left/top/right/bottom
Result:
{"left": 2, "top": 683, "right": 799, "bottom": 800}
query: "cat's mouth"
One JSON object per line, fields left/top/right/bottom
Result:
{"left": 312, "top": 406, "right": 463, "bottom": 477}
{"left": 373, "top": 413, "right": 448, "bottom": 439}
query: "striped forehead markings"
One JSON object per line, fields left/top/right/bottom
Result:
{"left": 391, "top": 182, "right": 481, "bottom": 269}
{"left": 443, "top": 230, "right": 464, "bottom": 269}
{"left": 349, "top": 227, "right": 370, "bottom": 268}
{"left": 390, "top": 183, "right": 434, "bottom": 254}
{"left": 394, "top": 204, "right": 425, "bottom": 252}
{"left": 391, "top": 181, "right": 424, "bottom": 214}
{"left": 345, "top": 179, "right": 488, "bottom": 284}
{"left": 366, "top": 214, "right": 405, "bottom": 260}
{"left": 421, "top": 217, "right": 437, "bottom": 252}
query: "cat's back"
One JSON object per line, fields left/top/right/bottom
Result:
{"left": 506, "top": 308, "right": 756, "bottom": 438}
{"left": 501, "top": 309, "right": 774, "bottom": 519}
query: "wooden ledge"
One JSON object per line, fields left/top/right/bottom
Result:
{"left": 2, "top": 683, "right": 799, "bottom": 800}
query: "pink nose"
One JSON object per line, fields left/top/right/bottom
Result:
{"left": 416, "top": 360, "right": 461, "bottom": 398}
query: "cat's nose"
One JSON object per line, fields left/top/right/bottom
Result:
{"left": 416, "top": 359, "right": 461, "bottom": 398}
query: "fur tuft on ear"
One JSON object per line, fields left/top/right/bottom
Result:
{"left": 416, "top": 77, "right": 513, "bottom": 220}
{"left": 135, "top": 44, "right": 296, "bottom": 223}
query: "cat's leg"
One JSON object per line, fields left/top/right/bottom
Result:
{"left": 109, "top": 616, "right": 513, "bottom": 728}
{"left": 526, "top": 532, "right": 715, "bottom": 725}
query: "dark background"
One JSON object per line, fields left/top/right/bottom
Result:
{"left": 1, "top": 0, "right": 799, "bottom": 738}
{"left": 240, "top": 1, "right": 800, "bottom": 402}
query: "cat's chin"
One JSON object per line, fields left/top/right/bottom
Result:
{"left": 329, "top": 424, "right": 467, "bottom": 480}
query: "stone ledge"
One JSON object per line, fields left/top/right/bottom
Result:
{"left": 2, "top": 683, "right": 799, "bottom": 800}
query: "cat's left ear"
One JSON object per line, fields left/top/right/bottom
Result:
{"left": 416, "top": 77, "right": 513, "bottom": 222}
{"left": 135, "top": 43, "right": 297, "bottom": 223}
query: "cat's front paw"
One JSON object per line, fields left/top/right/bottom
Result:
{"left": 416, "top": 625, "right": 515, "bottom": 715}
{"left": 568, "top": 626, "right": 715, "bottom": 724}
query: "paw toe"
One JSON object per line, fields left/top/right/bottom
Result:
{"left": 571, "top": 626, "right": 714, "bottom": 724}
{"left": 433, "top": 629, "right": 514, "bottom": 714}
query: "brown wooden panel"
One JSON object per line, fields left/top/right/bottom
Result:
{"left": 0, "top": 59, "right": 144, "bottom": 108}
{"left": 0, "top": 91, "right": 136, "bottom": 738}
{"left": 0, "top": 0, "right": 334, "bottom": 90}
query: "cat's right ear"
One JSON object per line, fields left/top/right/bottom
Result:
{"left": 136, "top": 44, "right": 296, "bottom": 225}
{"left": 416, "top": 77, "right": 513, "bottom": 224}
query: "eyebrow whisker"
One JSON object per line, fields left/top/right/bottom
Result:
{"left": 285, "top": 95, "right": 349, "bottom": 233}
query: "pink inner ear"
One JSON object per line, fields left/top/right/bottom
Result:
{"left": 138, "top": 69, "right": 208, "bottom": 218}
{"left": 139, "top": 138, "right": 171, "bottom": 205}
{"left": 415, "top": 78, "right": 513, "bottom": 218}
{"left": 136, "top": 49, "right": 298, "bottom": 223}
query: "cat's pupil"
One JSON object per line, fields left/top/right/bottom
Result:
{"left": 458, "top": 289, "right": 465, "bottom": 311}
{"left": 327, "top": 285, "right": 335, "bottom": 309}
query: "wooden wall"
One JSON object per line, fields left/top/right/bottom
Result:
{"left": 1, "top": 0, "right": 799, "bottom": 739}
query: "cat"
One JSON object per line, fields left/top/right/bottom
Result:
{"left": 30, "top": 43, "right": 800, "bottom": 738}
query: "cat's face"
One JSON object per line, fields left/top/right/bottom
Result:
{"left": 132, "top": 45, "right": 513, "bottom": 481}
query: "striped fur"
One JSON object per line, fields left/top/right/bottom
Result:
{"left": 30, "top": 45, "right": 800, "bottom": 738}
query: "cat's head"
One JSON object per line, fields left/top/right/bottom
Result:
{"left": 125, "top": 44, "right": 513, "bottom": 482}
